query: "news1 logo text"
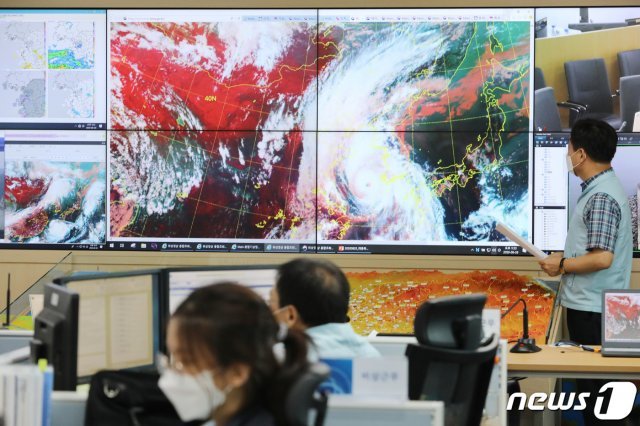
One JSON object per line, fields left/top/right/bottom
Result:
{"left": 508, "top": 382, "right": 637, "bottom": 420}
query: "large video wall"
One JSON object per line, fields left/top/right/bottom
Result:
{"left": 0, "top": 7, "right": 639, "bottom": 256}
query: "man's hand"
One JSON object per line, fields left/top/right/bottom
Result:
{"left": 539, "top": 252, "right": 564, "bottom": 277}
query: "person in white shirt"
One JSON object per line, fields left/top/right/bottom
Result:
{"left": 269, "top": 258, "right": 380, "bottom": 359}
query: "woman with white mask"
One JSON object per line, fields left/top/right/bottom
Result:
{"left": 159, "top": 282, "right": 309, "bottom": 426}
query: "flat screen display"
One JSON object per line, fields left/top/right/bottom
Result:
{"left": 60, "top": 272, "right": 160, "bottom": 379}
{"left": 105, "top": 8, "right": 535, "bottom": 256}
{"left": 0, "top": 6, "right": 637, "bottom": 257}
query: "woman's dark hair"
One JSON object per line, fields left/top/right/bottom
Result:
{"left": 172, "top": 282, "right": 309, "bottom": 425}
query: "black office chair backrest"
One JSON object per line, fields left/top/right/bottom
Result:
{"left": 285, "top": 362, "right": 330, "bottom": 426}
{"left": 565, "top": 58, "right": 614, "bottom": 118}
{"left": 405, "top": 333, "right": 499, "bottom": 426}
{"left": 534, "top": 67, "right": 546, "bottom": 89}
{"left": 534, "top": 87, "right": 563, "bottom": 132}
{"left": 564, "top": 58, "right": 624, "bottom": 129}
{"left": 618, "top": 49, "right": 640, "bottom": 78}
{"left": 620, "top": 75, "right": 640, "bottom": 133}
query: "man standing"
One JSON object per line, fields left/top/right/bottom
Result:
{"left": 540, "top": 118, "right": 632, "bottom": 425}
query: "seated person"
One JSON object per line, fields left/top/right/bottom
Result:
{"left": 269, "top": 258, "right": 380, "bottom": 359}
{"left": 159, "top": 282, "right": 309, "bottom": 426}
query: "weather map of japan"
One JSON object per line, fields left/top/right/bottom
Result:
{"left": 108, "top": 16, "right": 531, "bottom": 245}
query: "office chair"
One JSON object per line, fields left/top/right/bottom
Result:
{"left": 619, "top": 75, "right": 640, "bottom": 133}
{"left": 564, "top": 58, "right": 623, "bottom": 130}
{"left": 618, "top": 48, "right": 640, "bottom": 78}
{"left": 285, "top": 362, "right": 330, "bottom": 426}
{"left": 534, "top": 87, "right": 586, "bottom": 132}
{"left": 405, "top": 294, "right": 499, "bottom": 426}
{"left": 534, "top": 67, "right": 546, "bottom": 89}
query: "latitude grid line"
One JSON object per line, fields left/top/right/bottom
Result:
{"left": 111, "top": 130, "right": 527, "bottom": 180}
{"left": 110, "top": 120, "right": 528, "bottom": 131}
{"left": 115, "top": 62, "right": 273, "bottom": 119}
{"left": 118, "top": 130, "right": 313, "bottom": 173}
{"left": 113, "top": 59, "right": 320, "bottom": 122}
{"left": 109, "top": 60, "right": 525, "bottom": 126}
{"left": 118, "top": 192, "right": 279, "bottom": 238}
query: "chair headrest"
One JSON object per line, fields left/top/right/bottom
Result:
{"left": 285, "top": 362, "right": 331, "bottom": 425}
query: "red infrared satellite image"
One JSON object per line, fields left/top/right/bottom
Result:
{"left": 109, "top": 18, "right": 318, "bottom": 240}
{"left": 109, "top": 12, "right": 531, "bottom": 245}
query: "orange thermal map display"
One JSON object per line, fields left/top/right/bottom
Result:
{"left": 347, "top": 269, "right": 555, "bottom": 342}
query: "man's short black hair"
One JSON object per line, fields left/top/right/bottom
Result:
{"left": 276, "top": 258, "right": 350, "bottom": 327}
{"left": 570, "top": 118, "right": 617, "bottom": 163}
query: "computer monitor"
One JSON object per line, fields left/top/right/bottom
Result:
{"left": 163, "top": 265, "right": 279, "bottom": 314}
{"left": 413, "top": 293, "right": 487, "bottom": 350}
{"left": 533, "top": 132, "right": 640, "bottom": 258}
{"left": 31, "top": 283, "right": 79, "bottom": 391}
{"left": 55, "top": 270, "right": 162, "bottom": 382}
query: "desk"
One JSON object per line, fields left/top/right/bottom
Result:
{"left": 508, "top": 345, "right": 640, "bottom": 380}
{"left": 49, "top": 393, "right": 444, "bottom": 426}
{"left": 326, "top": 399, "right": 443, "bottom": 426}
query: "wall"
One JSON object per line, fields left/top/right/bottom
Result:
{"left": 1, "top": 0, "right": 639, "bottom": 309}
{"left": 7, "top": 0, "right": 640, "bottom": 7}
{"left": 2, "top": 250, "right": 639, "bottom": 312}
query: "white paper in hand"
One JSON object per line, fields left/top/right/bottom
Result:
{"left": 495, "top": 222, "right": 548, "bottom": 260}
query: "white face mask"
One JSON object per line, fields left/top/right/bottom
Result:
{"left": 565, "top": 153, "right": 576, "bottom": 174}
{"left": 158, "top": 369, "right": 227, "bottom": 422}
{"left": 565, "top": 149, "right": 583, "bottom": 175}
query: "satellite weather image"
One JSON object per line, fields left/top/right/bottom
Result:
{"left": 4, "top": 159, "right": 106, "bottom": 244}
{"left": 109, "top": 13, "right": 531, "bottom": 244}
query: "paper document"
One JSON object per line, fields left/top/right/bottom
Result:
{"left": 28, "top": 294, "right": 44, "bottom": 319}
{"left": 495, "top": 222, "right": 548, "bottom": 260}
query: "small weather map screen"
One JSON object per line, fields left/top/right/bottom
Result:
{"left": 604, "top": 291, "right": 640, "bottom": 342}
{"left": 0, "top": 10, "right": 106, "bottom": 130}
{"left": 1, "top": 131, "right": 107, "bottom": 249}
